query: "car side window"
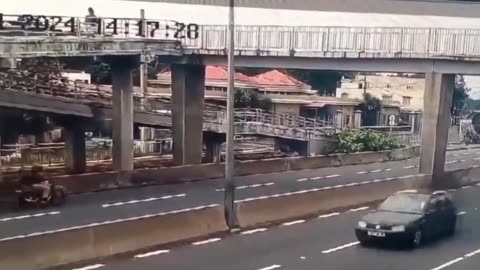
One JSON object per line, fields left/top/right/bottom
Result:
{"left": 427, "top": 197, "right": 439, "bottom": 213}
{"left": 437, "top": 196, "right": 448, "bottom": 210}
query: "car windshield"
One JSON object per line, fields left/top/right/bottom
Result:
{"left": 377, "top": 193, "right": 429, "bottom": 214}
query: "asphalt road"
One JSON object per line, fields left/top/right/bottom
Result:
{"left": 1, "top": 147, "right": 479, "bottom": 241}
{"left": 72, "top": 179, "right": 480, "bottom": 270}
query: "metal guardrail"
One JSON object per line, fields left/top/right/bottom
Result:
{"left": 2, "top": 13, "right": 480, "bottom": 58}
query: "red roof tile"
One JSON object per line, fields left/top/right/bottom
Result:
{"left": 252, "top": 70, "right": 307, "bottom": 87}
{"left": 157, "top": 66, "right": 254, "bottom": 84}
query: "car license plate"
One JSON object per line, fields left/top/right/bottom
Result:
{"left": 368, "top": 231, "right": 386, "bottom": 237}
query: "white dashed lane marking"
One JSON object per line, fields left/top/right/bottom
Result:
{"left": 192, "top": 238, "right": 222, "bottom": 246}
{"left": 322, "top": 241, "right": 360, "bottom": 254}
{"left": 0, "top": 211, "right": 60, "bottom": 222}
{"left": 216, "top": 182, "right": 274, "bottom": 192}
{"left": 72, "top": 264, "right": 105, "bottom": 270}
{"left": 457, "top": 211, "right": 467, "bottom": 216}
{"left": 241, "top": 228, "right": 268, "bottom": 235}
{"left": 348, "top": 206, "right": 369, "bottom": 212}
{"left": 134, "top": 249, "right": 169, "bottom": 259}
{"left": 318, "top": 212, "right": 340, "bottom": 219}
{"left": 102, "top": 194, "right": 186, "bottom": 208}
{"left": 356, "top": 169, "right": 392, "bottom": 174}
{"left": 297, "top": 175, "right": 340, "bottom": 182}
{"left": 258, "top": 265, "right": 282, "bottom": 270}
{"left": 281, "top": 220, "right": 306, "bottom": 226}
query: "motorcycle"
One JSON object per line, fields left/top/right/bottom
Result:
{"left": 16, "top": 181, "right": 66, "bottom": 208}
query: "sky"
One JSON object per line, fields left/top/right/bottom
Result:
{"left": 3, "top": 0, "right": 480, "bottom": 98}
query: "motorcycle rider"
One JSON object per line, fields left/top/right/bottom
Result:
{"left": 19, "top": 166, "right": 51, "bottom": 202}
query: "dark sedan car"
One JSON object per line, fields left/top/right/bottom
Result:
{"left": 355, "top": 190, "right": 457, "bottom": 248}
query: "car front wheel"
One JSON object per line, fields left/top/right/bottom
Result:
{"left": 411, "top": 230, "right": 423, "bottom": 248}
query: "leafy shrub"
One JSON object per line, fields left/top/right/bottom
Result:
{"left": 333, "top": 129, "right": 402, "bottom": 153}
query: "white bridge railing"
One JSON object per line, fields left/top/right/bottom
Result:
{"left": 2, "top": 13, "right": 480, "bottom": 58}
{"left": 186, "top": 26, "right": 480, "bottom": 57}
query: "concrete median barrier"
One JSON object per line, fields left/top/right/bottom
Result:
{"left": 435, "top": 165, "right": 480, "bottom": 189}
{"left": 49, "top": 146, "right": 420, "bottom": 194}
{"left": 132, "top": 163, "right": 224, "bottom": 185}
{"left": 0, "top": 205, "right": 227, "bottom": 270}
{"left": 236, "top": 174, "right": 428, "bottom": 228}
{"left": 237, "top": 158, "right": 290, "bottom": 176}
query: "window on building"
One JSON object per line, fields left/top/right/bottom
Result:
{"left": 386, "top": 83, "right": 391, "bottom": 88}
{"left": 406, "top": 85, "right": 414, "bottom": 90}
{"left": 358, "top": 83, "right": 363, "bottom": 89}
{"left": 341, "top": 93, "right": 349, "bottom": 98}
{"left": 403, "top": 96, "right": 412, "bottom": 106}
{"left": 382, "top": 95, "right": 393, "bottom": 102}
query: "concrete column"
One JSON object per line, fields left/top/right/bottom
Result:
{"left": 171, "top": 64, "right": 205, "bottom": 165}
{"left": 354, "top": 110, "right": 362, "bottom": 128}
{"left": 111, "top": 58, "right": 136, "bottom": 171}
{"left": 419, "top": 73, "right": 455, "bottom": 184}
{"left": 64, "top": 125, "right": 86, "bottom": 174}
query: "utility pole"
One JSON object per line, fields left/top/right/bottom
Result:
{"left": 139, "top": 9, "right": 149, "bottom": 141}
{"left": 225, "top": 0, "right": 238, "bottom": 230}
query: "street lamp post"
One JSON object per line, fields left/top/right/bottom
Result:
{"left": 224, "top": 0, "right": 237, "bottom": 230}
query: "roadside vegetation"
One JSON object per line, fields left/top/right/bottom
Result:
{"left": 333, "top": 129, "right": 402, "bottom": 153}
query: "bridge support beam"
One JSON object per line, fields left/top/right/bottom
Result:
{"left": 64, "top": 125, "right": 87, "bottom": 174}
{"left": 171, "top": 64, "right": 205, "bottom": 165}
{"left": 419, "top": 73, "right": 455, "bottom": 187}
{"left": 111, "top": 57, "right": 137, "bottom": 171}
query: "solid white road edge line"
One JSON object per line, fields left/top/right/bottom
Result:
{"left": 430, "top": 257, "right": 464, "bottom": 270}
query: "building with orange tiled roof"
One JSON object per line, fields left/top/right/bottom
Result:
{"left": 149, "top": 66, "right": 368, "bottom": 128}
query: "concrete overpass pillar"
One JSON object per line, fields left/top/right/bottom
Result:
{"left": 64, "top": 125, "right": 87, "bottom": 174}
{"left": 419, "top": 73, "right": 455, "bottom": 184}
{"left": 171, "top": 64, "right": 205, "bottom": 165}
{"left": 111, "top": 57, "right": 137, "bottom": 171}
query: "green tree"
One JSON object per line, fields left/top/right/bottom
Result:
{"left": 359, "top": 93, "right": 382, "bottom": 126}
{"left": 234, "top": 89, "right": 271, "bottom": 111}
{"left": 452, "top": 75, "right": 470, "bottom": 117}
{"left": 286, "top": 70, "right": 345, "bottom": 95}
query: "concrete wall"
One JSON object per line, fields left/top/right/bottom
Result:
{"left": 0, "top": 205, "right": 226, "bottom": 270}
{"left": 271, "top": 103, "right": 301, "bottom": 117}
